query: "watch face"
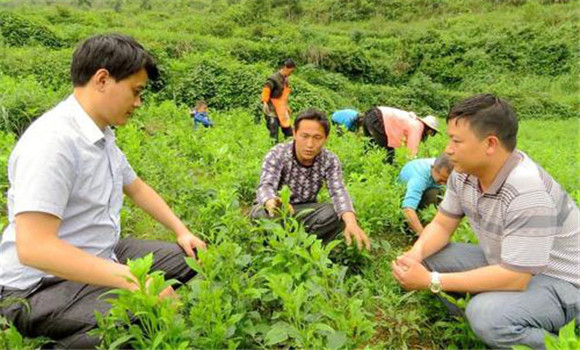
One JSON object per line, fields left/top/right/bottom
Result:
{"left": 431, "top": 284, "right": 442, "bottom": 293}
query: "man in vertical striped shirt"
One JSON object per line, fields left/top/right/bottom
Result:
{"left": 392, "top": 94, "right": 579, "bottom": 349}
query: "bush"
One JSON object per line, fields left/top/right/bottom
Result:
{"left": 0, "top": 11, "right": 64, "bottom": 48}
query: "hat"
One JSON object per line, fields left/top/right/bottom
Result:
{"left": 419, "top": 115, "right": 439, "bottom": 133}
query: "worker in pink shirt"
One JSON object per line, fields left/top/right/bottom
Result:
{"left": 362, "top": 106, "right": 439, "bottom": 164}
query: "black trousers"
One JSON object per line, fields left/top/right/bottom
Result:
{"left": 264, "top": 113, "right": 292, "bottom": 142}
{"left": 0, "top": 238, "right": 195, "bottom": 349}
{"left": 250, "top": 202, "right": 345, "bottom": 243}
{"left": 362, "top": 107, "right": 395, "bottom": 164}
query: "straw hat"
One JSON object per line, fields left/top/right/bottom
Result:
{"left": 419, "top": 115, "right": 439, "bottom": 133}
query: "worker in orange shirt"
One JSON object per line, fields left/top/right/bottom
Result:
{"left": 261, "top": 59, "right": 296, "bottom": 142}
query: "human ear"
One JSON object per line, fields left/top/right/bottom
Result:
{"left": 93, "top": 68, "right": 111, "bottom": 92}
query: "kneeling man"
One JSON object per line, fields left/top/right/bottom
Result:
{"left": 251, "top": 109, "right": 370, "bottom": 251}
{"left": 392, "top": 94, "right": 579, "bottom": 349}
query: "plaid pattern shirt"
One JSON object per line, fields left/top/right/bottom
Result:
{"left": 257, "top": 142, "right": 354, "bottom": 217}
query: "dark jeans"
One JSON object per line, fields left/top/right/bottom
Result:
{"left": 264, "top": 114, "right": 292, "bottom": 142}
{"left": 0, "top": 238, "right": 194, "bottom": 349}
{"left": 250, "top": 202, "right": 345, "bottom": 243}
{"left": 362, "top": 107, "right": 394, "bottom": 164}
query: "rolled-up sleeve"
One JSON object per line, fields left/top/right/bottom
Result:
{"left": 500, "top": 192, "right": 557, "bottom": 274}
{"left": 257, "top": 147, "right": 283, "bottom": 205}
{"left": 326, "top": 154, "right": 354, "bottom": 217}
{"left": 12, "top": 135, "right": 76, "bottom": 219}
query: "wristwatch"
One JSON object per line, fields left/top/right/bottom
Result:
{"left": 429, "top": 271, "right": 442, "bottom": 293}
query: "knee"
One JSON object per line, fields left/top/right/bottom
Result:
{"left": 466, "top": 295, "right": 519, "bottom": 349}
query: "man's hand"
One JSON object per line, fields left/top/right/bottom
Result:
{"left": 341, "top": 212, "right": 370, "bottom": 251}
{"left": 264, "top": 198, "right": 295, "bottom": 217}
{"left": 344, "top": 223, "right": 371, "bottom": 251}
{"left": 262, "top": 103, "right": 271, "bottom": 116}
{"left": 176, "top": 230, "right": 206, "bottom": 259}
{"left": 391, "top": 255, "right": 430, "bottom": 291}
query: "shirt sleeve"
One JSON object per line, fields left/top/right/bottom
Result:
{"left": 261, "top": 86, "right": 272, "bottom": 103}
{"left": 438, "top": 172, "right": 465, "bottom": 219}
{"left": 117, "top": 147, "right": 137, "bottom": 186}
{"left": 500, "top": 192, "right": 558, "bottom": 274}
{"left": 402, "top": 176, "right": 430, "bottom": 210}
{"left": 406, "top": 125, "right": 422, "bottom": 157}
{"left": 12, "top": 135, "right": 76, "bottom": 219}
{"left": 325, "top": 153, "right": 355, "bottom": 217}
{"left": 257, "top": 146, "right": 283, "bottom": 205}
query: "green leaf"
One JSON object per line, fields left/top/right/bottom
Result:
{"left": 512, "top": 345, "right": 534, "bottom": 350}
{"left": 327, "top": 330, "right": 347, "bottom": 350}
{"left": 264, "top": 324, "right": 289, "bottom": 346}
{"left": 109, "top": 334, "right": 134, "bottom": 350}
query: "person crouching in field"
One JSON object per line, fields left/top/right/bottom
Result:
{"left": 251, "top": 109, "right": 370, "bottom": 251}
{"left": 331, "top": 108, "right": 363, "bottom": 134}
{"left": 190, "top": 99, "right": 213, "bottom": 129}
{"left": 398, "top": 154, "right": 453, "bottom": 236}
{"left": 362, "top": 106, "right": 439, "bottom": 164}
{"left": 0, "top": 34, "right": 206, "bottom": 349}
{"left": 392, "top": 94, "right": 580, "bottom": 349}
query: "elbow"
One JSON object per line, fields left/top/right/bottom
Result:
{"left": 16, "top": 239, "right": 38, "bottom": 267}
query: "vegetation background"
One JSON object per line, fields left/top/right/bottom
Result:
{"left": 0, "top": 0, "right": 578, "bottom": 348}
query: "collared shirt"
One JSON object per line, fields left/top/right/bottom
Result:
{"left": 378, "top": 106, "right": 425, "bottom": 156}
{"left": 256, "top": 141, "right": 354, "bottom": 217}
{"left": 332, "top": 109, "right": 359, "bottom": 131}
{"left": 0, "top": 95, "right": 137, "bottom": 290}
{"left": 398, "top": 158, "right": 440, "bottom": 210}
{"left": 439, "top": 151, "right": 580, "bottom": 287}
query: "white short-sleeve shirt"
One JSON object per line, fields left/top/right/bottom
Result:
{"left": 0, "top": 94, "right": 137, "bottom": 290}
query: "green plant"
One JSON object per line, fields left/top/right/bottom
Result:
{"left": 91, "top": 253, "right": 189, "bottom": 349}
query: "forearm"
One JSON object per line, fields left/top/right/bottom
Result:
{"left": 127, "top": 179, "right": 188, "bottom": 235}
{"left": 410, "top": 220, "right": 452, "bottom": 260}
{"left": 403, "top": 208, "right": 424, "bottom": 234}
{"left": 440, "top": 265, "right": 532, "bottom": 293}
{"left": 18, "top": 236, "right": 135, "bottom": 290}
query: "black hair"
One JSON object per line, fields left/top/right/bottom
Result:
{"left": 283, "top": 58, "right": 296, "bottom": 69}
{"left": 433, "top": 153, "right": 453, "bottom": 174}
{"left": 447, "top": 94, "right": 518, "bottom": 151}
{"left": 71, "top": 33, "right": 159, "bottom": 87}
{"left": 294, "top": 108, "right": 330, "bottom": 136}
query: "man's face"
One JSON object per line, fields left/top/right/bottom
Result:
{"left": 445, "top": 118, "right": 488, "bottom": 175}
{"left": 198, "top": 105, "right": 207, "bottom": 113}
{"left": 102, "top": 68, "right": 148, "bottom": 127}
{"left": 293, "top": 120, "right": 327, "bottom": 163}
{"left": 431, "top": 166, "right": 451, "bottom": 185}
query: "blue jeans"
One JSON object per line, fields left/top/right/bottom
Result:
{"left": 424, "top": 243, "right": 580, "bottom": 350}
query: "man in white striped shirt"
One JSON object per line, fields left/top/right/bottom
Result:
{"left": 392, "top": 94, "right": 579, "bottom": 349}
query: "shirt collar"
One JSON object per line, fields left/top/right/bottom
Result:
{"left": 482, "top": 151, "right": 523, "bottom": 194}
{"left": 67, "top": 94, "right": 106, "bottom": 145}
{"left": 292, "top": 141, "right": 318, "bottom": 168}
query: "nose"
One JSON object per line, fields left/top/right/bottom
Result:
{"left": 445, "top": 142, "right": 453, "bottom": 155}
{"left": 134, "top": 95, "right": 143, "bottom": 108}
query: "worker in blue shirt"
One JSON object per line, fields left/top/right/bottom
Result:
{"left": 331, "top": 109, "right": 363, "bottom": 133}
{"left": 190, "top": 100, "right": 213, "bottom": 129}
{"left": 398, "top": 153, "right": 453, "bottom": 235}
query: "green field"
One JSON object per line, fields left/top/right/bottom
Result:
{"left": 0, "top": 0, "right": 578, "bottom": 349}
